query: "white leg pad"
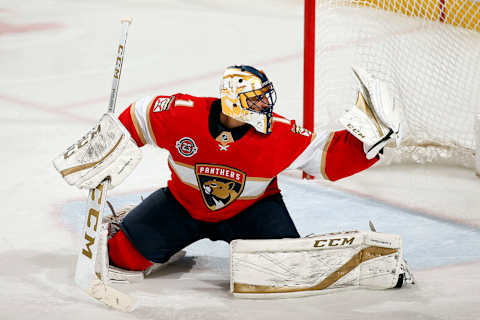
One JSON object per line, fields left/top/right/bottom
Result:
{"left": 230, "top": 231, "right": 409, "bottom": 299}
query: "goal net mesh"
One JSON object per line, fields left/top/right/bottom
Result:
{"left": 314, "top": 0, "right": 480, "bottom": 167}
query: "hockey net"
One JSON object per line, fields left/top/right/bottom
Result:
{"left": 305, "top": 0, "right": 480, "bottom": 171}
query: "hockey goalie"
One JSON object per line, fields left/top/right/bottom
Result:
{"left": 53, "top": 64, "right": 414, "bottom": 301}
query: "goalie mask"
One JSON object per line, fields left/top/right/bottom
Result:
{"left": 220, "top": 65, "right": 277, "bottom": 134}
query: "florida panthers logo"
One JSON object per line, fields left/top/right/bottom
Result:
{"left": 195, "top": 164, "right": 246, "bottom": 211}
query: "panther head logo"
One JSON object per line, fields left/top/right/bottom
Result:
{"left": 195, "top": 164, "right": 246, "bottom": 211}
{"left": 202, "top": 179, "right": 238, "bottom": 210}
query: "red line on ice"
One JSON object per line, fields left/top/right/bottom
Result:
{"left": 0, "top": 94, "right": 94, "bottom": 123}
{"left": 3, "top": 52, "right": 300, "bottom": 123}
{"left": 52, "top": 52, "right": 302, "bottom": 112}
{"left": 54, "top": 69, "right": 223, "bottom": 111}
{"left": 0, "top": 22, "right": 64, "bottom": 35}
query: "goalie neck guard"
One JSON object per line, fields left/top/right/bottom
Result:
{"left": 220, "top": 65, "right": 277, "bottom": 134}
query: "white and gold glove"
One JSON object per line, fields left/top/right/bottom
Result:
{"left": 52, "top": 113, "right": 142, "bottom": 190}
{"left": 339, "top": 67, "right": 403, "bottom": 159}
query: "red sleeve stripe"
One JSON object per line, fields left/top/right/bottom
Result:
{"left": 130, "top": 102, "right": 147, "bottom": 145}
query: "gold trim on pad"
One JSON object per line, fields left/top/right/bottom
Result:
{"left": 356, "top": 92, "right": 384, "bottom": 136}
{"left": 233, "top": 246, "right": 398, "bottom": 294}
{"left": 60, "top": 136, "right": 124, "bottom": 177}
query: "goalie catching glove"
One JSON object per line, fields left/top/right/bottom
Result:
{"left": 52, "top": 113, "right": 142, "bottom": 190}
{"left": 339, "top": 67, "right": 403, "bottom": 159}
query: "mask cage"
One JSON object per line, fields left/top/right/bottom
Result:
{"left": 238, "top": 82, "right": 276, "bottom": 116}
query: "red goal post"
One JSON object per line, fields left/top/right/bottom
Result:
{"left": 303, "top": 0, "right": 316, "bottom": 179}
{"left": 303, "top": 0, "right": 480, "bottom": 177}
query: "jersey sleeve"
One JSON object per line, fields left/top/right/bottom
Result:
{"left": 287, "top": 127, "right": 379, "bottom": 181}
{"left": 118, "top": 95, "right": 176, "bottom": 148}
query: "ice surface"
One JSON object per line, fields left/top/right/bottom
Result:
{"left": 62, "top": 175, "right": 480, "bottom": 270}
{"left": 1, "top": 0, "right": 479, "bottom": 319}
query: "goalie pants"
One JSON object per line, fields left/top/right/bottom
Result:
{"left": 113, "top": 187, "right": 299, "bottom": 267}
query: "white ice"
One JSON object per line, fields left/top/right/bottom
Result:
{"left": 1, "top": 1, "right": 480, "bottom": 319}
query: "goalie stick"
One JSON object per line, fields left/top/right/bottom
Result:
{"left": 74, "top": 17, "right": 136, "bottom": 312}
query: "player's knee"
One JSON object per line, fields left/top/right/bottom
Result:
{"left": 108, "top": 230, "right": 153, "bottom": 271}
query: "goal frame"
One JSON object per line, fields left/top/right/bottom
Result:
{"left": 302, "top": 0, "right": 480, "bottom": 176}
{"left": 303, "top": 0, "right": 316, "bottom": 179}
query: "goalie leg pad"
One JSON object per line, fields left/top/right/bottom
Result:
{"left": 230, "top": 231, "right": 411, "bottom": 299}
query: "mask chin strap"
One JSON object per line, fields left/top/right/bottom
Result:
{"left": 244, "top": 109, "right": 273, "bottom": 134}
{"left": 248, "top": 112, "right": 268, "bottom": 134}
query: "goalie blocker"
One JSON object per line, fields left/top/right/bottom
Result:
{"left": 230, "top": 230, "right": 414, "bottom": 298}
{"left": 52, "top": 113, "right": 142, "bottom": 190}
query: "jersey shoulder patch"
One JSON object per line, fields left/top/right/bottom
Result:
{"left": 150, "top": 94, "right": 197, "bottom": 114}
{"left": 152, "top": 96, "right": 175, "bottom": 113}
{"left": 149, "top": 94, "right": 207, "bottom": 116}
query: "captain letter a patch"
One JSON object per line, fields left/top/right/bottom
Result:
{"left": 195, "top": 164, "right": 246, "bottom": 211}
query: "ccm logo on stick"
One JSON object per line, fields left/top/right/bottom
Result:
{"left": 114, "top": 45, "right": 124, "bottom": 79}
{"left": 81, "top": 184, "right": 105, "bottom": 259}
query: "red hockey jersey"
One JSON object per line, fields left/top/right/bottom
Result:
{"left": 118, "top": 94, "right": 377, "bottom": 222}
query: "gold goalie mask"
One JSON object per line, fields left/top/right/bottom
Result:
{"left": 220, "top": 65, "right": 277, "bottom": 134}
